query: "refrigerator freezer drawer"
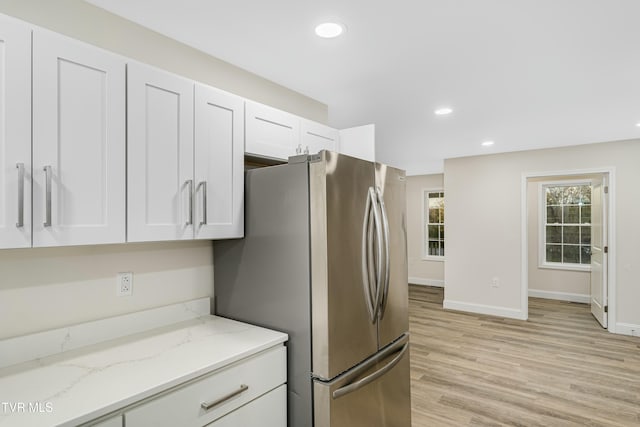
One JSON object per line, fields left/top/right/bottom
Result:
{"left": 313, "top": 334, "right": 411, "bottom": 427}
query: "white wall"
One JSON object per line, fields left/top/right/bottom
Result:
{"left": 527, "top": 175, "right": 596, "bottom": 301}
{"left": 0, "top": 1, "right": 327, "bottom": 339}
{"left": 406, "top": 174, "right": 445, "bottom": 286}
{"left": 0, "top": 242, "right": 213, "bottom": 339}
{"left": 444, "top": 139, "right": 640, "bottom": 332}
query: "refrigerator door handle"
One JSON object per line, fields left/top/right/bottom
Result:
{"left": 361, "top": 188, "right": 376, "bottom": 322}
{"left": 376, "top": 187, "right": 391, "bottom": 319}
{"left": 369, "top": 187, "right": 385, "bottom": 321}
{"left": 332, "top": 336, "right": 409, "bottom": 399}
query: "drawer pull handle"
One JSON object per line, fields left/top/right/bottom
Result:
{"left": 201, "top": 384, "right": 249, "bottom": 411}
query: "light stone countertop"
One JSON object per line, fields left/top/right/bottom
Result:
{"left": 0, "top": 315, "right": 287, "bottom": 427}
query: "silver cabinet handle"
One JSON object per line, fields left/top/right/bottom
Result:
{"left": 201, "top": 384, "right": 248, "bottom": 411}
{"left": 376, "top": 187, "right": 391, "bottom": 319}
{"left": 332, "top": 335, "right": 409, "bottom": 399}
{"left": 16, "top": 163, "right": 25, "bottom": 228}
{"left": 43, "top": 165, "right": 52, "bottom": 227}
{"left": 304, "top": 145, "right": 309, "bottom": 155}
{"left": 199, "top": 181, "right": 207, "bottom": 226}
{"left": 185, "top": 179, "right": 193, "bottom": 226}
{"left": 295, "top": 143, "right": 302, "bottom": 155}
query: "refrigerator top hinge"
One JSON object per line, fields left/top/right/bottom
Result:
{"left": 288, "top": 153, "right": 322, "bottom": 164}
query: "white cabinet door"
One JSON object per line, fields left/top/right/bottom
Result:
{"left": 0, "top": 15, "right": 31, "bottom": 249}
{"left": 338, "top": 124, "right": 376, "bottom": 162}
{"left": 245, "top": 101, "right": 299, "bottom": 160}
{"left": 32, "top": 30, "right": 126, "bottom": 247}
{"left": 194, "top": 85, "right": 244, "bottom": 239}
{"left": 127, "top": 62, "right": 194, "bottom": 242}
{"left": 88, "top": 415, "right": 123, "bottom": 427}
{"left": 300, "top": 119, "right": 339, "bottom": 155}
{"left": 206, "top": 385, "right": 286, "bottom": 427}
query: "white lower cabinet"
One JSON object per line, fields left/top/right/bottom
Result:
{"left": 207, "top": 384, "right": 286, "bottom": 427}
{"left": 87, "top": 415, "right": 123, "bottom": 427}
{"left": 124, "top": 346, "right": 286, "bottom": 427}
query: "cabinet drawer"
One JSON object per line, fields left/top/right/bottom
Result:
{"left": 125, "top": 345, "right": 286, "bottom": 427}
{"left": 206, "top": 384, "right": 286, "bottom": 427}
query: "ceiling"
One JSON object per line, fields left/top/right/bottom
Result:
{"left": 85, "top": 0, "right": 640, "bottom": 175}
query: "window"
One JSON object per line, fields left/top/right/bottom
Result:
{"left": 424, "top": 190, "right": 444, "bottom": 258}
{"left": 542, "top": 182, "right": 591, "bottom": 268}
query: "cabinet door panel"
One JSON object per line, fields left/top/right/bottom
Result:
{"left": 206, "top": 385, "right": 286, "bottom": 427}
{"left": 127, "top": 62, "right": 194, "bottom": 242}
{"left": 194, "top": 85, "right": 244, "bottom": 239}
{"left": 301, "top": 119, "right": 339, "bottom": 155}
{"left": 32, "top": 30, "right": 126, "bottom": 247}
{"left": 0, "top": 15, "right": 31, "bottom": 249}
{"left": 245, "top": 101, "right": 299, "bottom": 160}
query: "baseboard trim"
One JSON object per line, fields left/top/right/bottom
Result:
{"left": 408, "top": 277, "right": 444, "bottom": 287}
{"left": 528, "top": 289, "right": 590, "bottom": 304}
{"left": 615, "top": 323, "right": 640, "bottom": 337}
{"left": 443, "top": 299, "right": 527, "bottom": 320}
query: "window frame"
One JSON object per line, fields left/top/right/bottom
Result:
{"left": 422, "top": 188, "right": 445, "bottom": 261}
{"left": 538, "top": 179, "right": 592, "bottom": 272}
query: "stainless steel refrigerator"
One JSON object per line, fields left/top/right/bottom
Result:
{"left": 214, "top": 150, "right": 411, "bottom": 427}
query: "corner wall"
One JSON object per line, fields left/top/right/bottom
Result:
{"left": 406, "top": 174, "right": 445, "bottom": 286}
{"left": 444, "top": 139, "right": 640, "bottom": 333}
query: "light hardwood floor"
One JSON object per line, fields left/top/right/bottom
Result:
{"left": 409, "top": 285, "right": 640, "bottom": 426}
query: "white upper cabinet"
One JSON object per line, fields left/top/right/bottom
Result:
{"left": 127, "top": 62, "right": 194, "bottom": 242}
{"left": 245, "top": 101, "right": 300, "bottom": 160}
{"left": 0, "top": 15, "right": 31, "bottom": 249}
{"left": 32, "top": 29, "right": 126, "bottom": 247}
{"left": 194, "top": 84, "right": 244, "bottom": 239}
{"left": 338, "top": 124, "right": 376, "bottom": 162}
{"left": 300, "top": 119, "right": 339, "bottom": 155}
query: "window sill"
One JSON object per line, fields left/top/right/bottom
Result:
{"left": 538, "top": 262, "right": 591, "bottom": 272}
{"left": 422, "top": 256, "right": 445, "bottom": 262}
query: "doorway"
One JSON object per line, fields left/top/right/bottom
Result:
{"left": 521, "top": 168, "right": 616, "bottom": 332}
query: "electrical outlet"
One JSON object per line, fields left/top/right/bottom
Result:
{"left": 117, "top": 272, "right": 133, "bottom": 296}
{"left": 491, "top": 277, "right": 500, "bottom": 288}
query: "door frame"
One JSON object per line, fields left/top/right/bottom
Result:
{"left": 520, "top": 167, "right": 616, "bottom": 333}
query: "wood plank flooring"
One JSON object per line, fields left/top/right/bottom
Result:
{"left": 409, "top": 285, "right": 640, "bottom": 426}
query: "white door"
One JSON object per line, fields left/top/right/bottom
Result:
{"left": 32, "top": 30, "right": 126, "bottom": 247}
{"left": 590, "top": 175, "right": 608, "bottom": 328}
{"left": 0, "top": 16, "right": 31, "bottom": 249}
{"left": 194, "top": 84, "right": 244, "bottom": 239}
{"left": 245, "top": 101, "right": 299, "bottom": 160}
{"left": 300, "top": 119, "right": 339, "bottom": 155}
{"left": 127, "top": 62, "right": 194, "bottom": 242}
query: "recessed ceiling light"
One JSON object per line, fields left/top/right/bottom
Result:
{"left": 636, "top": 122, "right": 640, "bottom": 127}
{"left": 481, "top": 140, "right": 495, "bottom": 147}
{"left": 315, "top": 22, "right": 344, "bottom": 38}
{"left": 434, "top": 107, "right": 453, "bottom": 116}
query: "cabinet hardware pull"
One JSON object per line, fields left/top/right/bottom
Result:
{"left": 201, "top": 384, "right": 248, "bottom": 411}
{"left": 199, "top": 181, "right": 207, "bottom": 226}
{"left": 43, "top": 166, "right": 52, "bottom": 227}
{"left": 185, "top": 179, "right": 194, "bottom": 226}
{"left": 16, "top": 163, "right": 25, "bottom": 228}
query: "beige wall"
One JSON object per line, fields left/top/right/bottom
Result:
{"left": 0, "top": 2, "right": 327, "bottom": 339}
{"left": 0, "top": 0, "right": 327, "bottom": 123}
{"left": 527, "top": 175, "right": 597, "bottom": 298}
{"left": 0, "top": 242, "right": 213, "bottom": 339}
{"left": 406, "top": 174, "right": 445, "bottom": 286}
{"left": 444, "top": 139, "right": 640, "bottom": 331}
